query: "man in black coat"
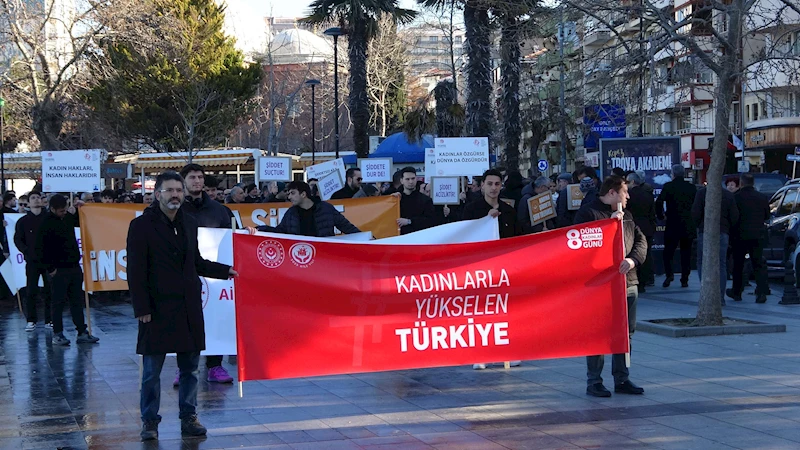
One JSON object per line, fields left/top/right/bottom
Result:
{"left": 396, "top": 167, "right": 435, "bottom": 235}
{"left": 330, "top": 168, "right": 362, "bottom": 199}
{"left": 127, "top": 171, "right": 236, "bottom": 441}
{"left": 692, "top": 183, "right": 740, "bottom": 305}
{"left": 727, "top": 173, "right": 769, "bottom": 303}
{"left": 656, "top": 164, "right": 697, "bottom": 287}
{"left": 15, "top": 191, "right": 52, "bottom": 330}
{"left": 180, "top": 164, "right": 237, "bottom": 384}
{"left": 35, "top": 194, "right": 99, "bottom": 346}
{"left": 626, "top": 172, "right": 656, "bottom": 291}
{"left": 257, "top": 181, "right": 360, "bottom": 237}
{"left": 517, "top": 176, "right": 555, "bottom": 234}
{"left": 463, "top": 169, "right": 522, "bottom": 239}
{"left": 574, "top": 175, "right": 648, "bottom": 398}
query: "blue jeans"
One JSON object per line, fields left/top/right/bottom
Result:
{"left": 587, "top": 286, "right": 638, "bottom": 386}
{"left": 140, "top": 352, "right": 200, "bottom": 422}
{"left": 697, "top": 232, "right": 729, "bottom": 299}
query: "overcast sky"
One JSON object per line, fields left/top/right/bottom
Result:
{"left": 237, "top": 0, "right": 418, "bottom": 19}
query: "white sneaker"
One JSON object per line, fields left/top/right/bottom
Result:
{"left": 45, "top": 322, "right": 53, "bottom": 329}
{"left": 509, "top": 361, "right": 521, "bottom": 367}
{"left": 473, "top": 363, "right": 487, "bottom": 370}
{"left": 25, "top": 322, "right": 35, "bottom": 332}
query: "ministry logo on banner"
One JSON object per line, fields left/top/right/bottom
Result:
{"left": 290, "top": 243, "right": 315, "bottom": 268}
{"left": 257, "top": 240, "right": 285, "bottom": 268}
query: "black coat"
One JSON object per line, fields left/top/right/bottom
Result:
{"left": 14, "top": 210, "right": 47, "bottom": 262}
{"left": 399, "top": 190, "right": 435, "bottom": 235}
{"left": 555, "top": 187, "right": 576, "bottom": 228}
{"left": 692, "top": 187, "right": 740, "bottom": 236}
{"left": 35, "top": 211, "right": 81, "bottom": 273}
{"left": 127, "top": 203, "right": 231, "bottom": 355}
{"left": 656, "top": 178, "right": 697, "bottom": 238}
{"left": 733, "top": 185, "right": 769, "bottom": 241}
{"left": 573, "top": 199, "right": 648, "bottom": 287}
{"left": 257, "top": 199, "right": 360, "bottom": 236}
{"left": 627, "top": 184, "right": 656, "bottom": 237}
{"left": 330, "top": 184, "right": 359, "bottom": 199}
{"left": 182, "top": 192, "right": 235, "bottom": 229}
{"left": 462, "top": 197, "right": 522, "bottom": 239}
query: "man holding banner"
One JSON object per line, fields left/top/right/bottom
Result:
{"left": 127, "top": 171, "right": 238, "bottom": 441}
{"left": 257, "top": 181, "right": 360, "bottom": 237}
{"left": 463, "top": 169, "right": 522, "bottom": 239}
{"left": 574, "top": 175, "right": 647, "bottom": 397}
{"left": 397, "top": 167, "right": 435, "bottom": 235}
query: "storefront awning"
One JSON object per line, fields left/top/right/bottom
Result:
{"left": 115, "top": 149, "right": 260, "bottom": 170}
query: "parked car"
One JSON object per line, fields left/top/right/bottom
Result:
{"left": 766, "top": 182, "right": 800, "bottom": 273}
{"left": 723, "top": 173, "right": 788, "bottom": 199}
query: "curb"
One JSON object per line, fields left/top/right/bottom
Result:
{"left": 637, "top": 318, "right": 786, "bottom": 337}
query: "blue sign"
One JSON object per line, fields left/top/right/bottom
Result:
{"left": 537, "top": 160, "right": 548, "bottom": 171}
{"left": 584, "top": 104, "right": 626, "bottom": 149}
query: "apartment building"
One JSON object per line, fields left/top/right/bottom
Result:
{"left": 403, "top": 26, "right": 466, "bottom": 90}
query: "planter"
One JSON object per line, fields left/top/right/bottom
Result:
{"left": 637, "top": 317, "right": 786, "bottom": 338}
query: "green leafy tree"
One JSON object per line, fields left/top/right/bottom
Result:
{"left": 301, "top": 0, "right": 416, "bottom": 157}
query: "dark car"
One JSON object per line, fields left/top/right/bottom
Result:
{"left": 765, "top": 182, "right": 800, "bottom": 272}
{"left": 724, "top": 173, "right": 788, "bottom": 199}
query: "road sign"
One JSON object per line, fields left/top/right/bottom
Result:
{"left": 537, "top": 159, "right": 549, "bottom": 172}
{"left": 795, "top": 146, "right": 800, "bottom": 155}
{"left": 787, "top": 155, "right": 800, "bottom": 162}
{"left": 737, "top": 160, "right": 750, "bottom": 172}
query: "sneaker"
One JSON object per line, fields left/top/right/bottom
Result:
{"left": 140, "top": 419, "right": 159, "bottom": 441}
{"left": 472, "top": 363, "right": 487, "bottom": 370}
{"left": 52, "top": 334, "right": 70, "bottom": 346}
{"left": 586, "top": 383, "right": 611, "bottom": 397}
{"left": 76, "top": 333, "right": 99, "bottom": 344}
{"left": 755, "top": 294, "right": 767, "bottom": 304}
{"left": 44, "top": 322, "right": 53, "bottom": 329}
{"left": 180, "top": 415, "right": 207, "bottom": 437}
{"left": 25, "top": 322, "right": 35, "bottom": 332}
{"left": 614, "top": 380, "right": 645, "bottom": 395}
{"left": 207, "top": 366, "right": 233, "bottom": 383}
{"left": 173, "top": 370, "right": 180, "bottom": 387}
{"left": 509, "top": 361, "right": 521, "bottom": 367}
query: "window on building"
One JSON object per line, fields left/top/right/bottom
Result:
{"left": 678, "top": 113, "right": 691, "bottom": 130}
{"left": 791, "top": 93, "right": 800, "bottom": 116}
{"left": 761, "top": 100, "right": 768, "bottom": 118}
{"left": 454, "top": 36, "right": 462, "bottom": 44}
{"left": 430, "top": 36, "right": 438, "bottom": 42}
{"left": 752, "top": 104, "right": 759, "bottom": 121}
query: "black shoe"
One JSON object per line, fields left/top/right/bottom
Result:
{"left": 680, "top": 280, "right": 689, "bottom": 288}
{"left": 663, "top": 277, "right": 673, "bottom": 288}
{"left": 755, "top": 294, "right": 767, "bottom": 304}
{"left": 586, "top": 383, "right": 612, "bottom": 397}
{"left": 140, "top": 420, "right": 159, "bottom": 441}
{"left": 614, "top": 380, "right": 644, "bottom": 395}
{"left": 181, "top": 415, "right": 207, "bottom": 437}
{"left": 726, "top": 288, "right": 742, "bottom": 302}
{"left": 638, "top": 285, "right": 646, "bottom": 294}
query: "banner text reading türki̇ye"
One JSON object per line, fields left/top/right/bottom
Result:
{"left": 233, "top": 219, "right": 630, "bottom": 381}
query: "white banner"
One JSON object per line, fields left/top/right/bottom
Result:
{"left": 257, "top": 157, "right": 292, "bottom": 182}
{"left": 434, "top": 137, "right": 490, "bottom": 176}
{"left": 3, "top": 213, "right": 82, "bottom": 295}
{"left": 41, "top": 149, "right": 102, "bottom": 193}
{"left": 358, "top": 158, "right": 392, "bottom": 183}
{"left": 305, "top": 158, "right": 346, "bottom": 183}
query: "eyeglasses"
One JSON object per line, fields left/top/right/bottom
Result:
{"left": 159, "top": 188, "right": 184, "bottom": 194}
{"left": 356, "top": 177, "right": 363, "bottom": 181}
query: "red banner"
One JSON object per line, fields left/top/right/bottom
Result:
{"left": 233, "top": 219, "right": 629, "bottom": 381}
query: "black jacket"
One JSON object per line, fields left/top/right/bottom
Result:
{"left": 555, "top": 187, "right": 576, "bottom": 228}
{"left": 656, "top": 178, "right": 697, "bottom": 237}
{"left": 330, "top": 184, "right": 359, "bottom": 200}
{"left": 573, "top": 198, "right": 648, "bottom": 287}
{"left": 517, "top": 183, "right": 555, "bottom": 234}
{"left": 181, "top": 192, "right": 235, "bottom": 229}
{"left": 35, "top": 212, "right": 81, "bottom": 273}
{"left": 127, "top": 203, "right": 231, "bottom": 355}
{"left": 462, "top": 197, "right": 522, "bottom": 239}
{"left": 257, "top": 199, "right": 360, "bottom": 237}
{"left": 733, "top": 185, "right": 769, "bottom": 241}
{"left": 400, "top": 190, "right": 435, "bottom": 235}
{"left": 692, "top": 187, "right": 740, "bottom": 235}
{"left": 627, "top": 184, "right": 657, "bottom": 237}
{"left": 14, "top": 210, "right": 47, "bottom": 263}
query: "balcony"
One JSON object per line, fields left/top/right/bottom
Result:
{"left": 647, "top": 85, "right": 675, "bottom": 112}
{"left": 746, "top": 59, "right": 800, "bottom": 91}
{"left": 675, "top": 85, "right": 714, "bottom": 105}
{"left": 584, "top": 30, "right": 612, "bottom": 47}
{"left": 536, "top": 52, "right": 561, "bottom": 69}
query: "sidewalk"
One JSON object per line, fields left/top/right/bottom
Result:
{"left": 1, "top": 276, "right": 800, "bottom": 449}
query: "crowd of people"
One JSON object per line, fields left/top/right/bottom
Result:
{"left": 5, "top": 160, "right": 772, "bottom": 442}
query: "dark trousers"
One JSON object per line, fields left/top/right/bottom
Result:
{"left": 141, "top": 352, "right": 200, "bottom": 422}
{"left": 50, "top": 267, "right": 86, "bottom": 335}
{"left": 206, "top": 355, "right": 222, "bottom": 369}
{"left": 25, "top": 263, "right": 52, "bottom": 324}
{"left": 587, "top": 286, "right": 637, "bottom": 386}
{"left": 639, "top": 235, "right": 655, "bottom": 285}
{"left": 732, "top": 238, "right": 768, "bottom": 296}
{"left": 663, "top": 234, "right": 692, "bottom": 282}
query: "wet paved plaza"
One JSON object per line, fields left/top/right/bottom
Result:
{"left": 3, "top": 277, "right": 800, "bottom": 449}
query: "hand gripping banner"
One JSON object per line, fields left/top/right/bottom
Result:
{"left": 233, "top": 219, "right": 629, "bottom": 381}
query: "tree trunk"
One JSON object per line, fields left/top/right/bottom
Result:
{"left": 31, "top": 100, "right": 63, "bottom": 150}
{"left": 349, "top": 20, "right": 370, "bottom": 158}
{"left": 463, "top": 2, "right": 493, "bottom": 141}
{"left": 435, "top": 79, "right": 460, "bottom": 137}
{"left": 500, "top": 15, "right": 521, "bottom": 172}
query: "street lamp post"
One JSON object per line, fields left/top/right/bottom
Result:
{"left": 324, "top": 27, "right": 346, "bottom": 159}
{"left": 0, "top": 97, "right": 5, "bottom": 193}
{"left": 305, "top": 79, "right": 321, "bottom": 165}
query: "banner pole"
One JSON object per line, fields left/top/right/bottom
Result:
{"left": 139, "top": 355, "right": 143, "bottom": 390}
{"left": 84, "top": 290, "right": 92, "bottom": 335}
{"left": 16, "top": 292, "right": 22, "bottom": 315}
{"left": 618, "top": 202, "right": 631, "bottom": 369}
{"left": 238, "top": 381, "right": 243, "bottom": 398}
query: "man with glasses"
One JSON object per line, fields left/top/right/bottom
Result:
{"left": 127, "top": 171, "right": 237, "bottom": 441}
{"left": 331, "top": 168, "right": 362, "bottom": 199}
{"left": 17, "top": 194, "right": 29, "bottom": 212}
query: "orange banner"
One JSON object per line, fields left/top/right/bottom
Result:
{"left": 79, "top": 197, "right": 400, "bottom": 292}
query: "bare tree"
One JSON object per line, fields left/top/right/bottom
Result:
{"left": 367, "top": 15, "right": 409, "bottom": 137}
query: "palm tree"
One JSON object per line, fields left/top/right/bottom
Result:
{"left": 302, "top": 1, "right": 416, "bottom": 158}
{"left": 462, "top": 1, "right": 494, "bottom": 140}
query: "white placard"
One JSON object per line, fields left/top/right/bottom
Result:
{"left": 358, "top": 158, "right": 393, "bottom": 183}
{"left": 41, "top": 149, "right": 102, "bottom": 193}
{"left": 431, "top": 176, "right": 460, "bottom": 205}
{"left": 319, "top": 171, "right": 344, "bottom": 201}
{"left": 258, "top": 157, "right": 292, "bottom": 182}
{"left": 434, "top": 137, "right": 490, "bottom": 176}
{"left": 424, "top": 148, "right": 436, "bottom": 176}
{"left": 305, "top": 158, "right": 346, "bottom": 184}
